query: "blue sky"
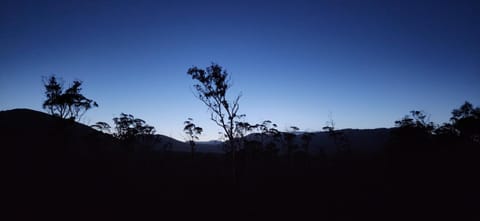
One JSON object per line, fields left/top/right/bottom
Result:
{"left": 1, "top": 0, "right": 479, "bottom": 141}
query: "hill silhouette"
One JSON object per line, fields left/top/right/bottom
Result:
{"left": 2, "top": 108, "right": 230, "bottom": 217}
{"left": 1, "top": 108, "right": 393, "bottom": 155}
{"left": 2, "top": 108, "right": 478, "bottom": 219}
{"left": 1, "top": 108, "right": 384, "bottom": 217}
{"left": 2, "top": 109, "right": 124, "bottom": 195}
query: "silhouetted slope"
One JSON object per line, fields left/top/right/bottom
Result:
{"left": 3, "top": 109, "right": 477, "bottom": 219}
{"left": 1, "top": 109, "right": 229, "bottom": 209}
{"left": 1, "top": 109, "right": 130, "bottom": 199}
{"left": 1, "top": 108, "right": 121, "bottom": 157}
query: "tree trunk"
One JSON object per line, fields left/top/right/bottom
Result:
{"left": 232, "top": 145, "right": 236, "bottom": 185}
{"left": 191, "top": 146, "right": 194, "bottom": 160}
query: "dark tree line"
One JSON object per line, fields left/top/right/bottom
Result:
{"left": 41, "top": 70, "right": 479, "bottom": 163}
{"left": 386, "top": 102, "right": 480, "bottom": 217}
{"left": 33, "top": 68, "right": 479, "bottom": 219}
{"left": 390, "top": 101, "right": 480, "bottom": 153}
{"left": 42, "top": 75, "right": 158, "bottom": 152}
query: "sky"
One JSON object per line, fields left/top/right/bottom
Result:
{"left": 1, "top": 0, "right": 479, "bottom": 141}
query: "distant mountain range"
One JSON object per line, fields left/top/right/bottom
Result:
{"left": 1, "top": 108, "right": 392, "bottom": 155}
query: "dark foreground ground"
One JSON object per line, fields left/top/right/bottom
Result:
{"left": 2, "top": 109, "right": 479, "bottom": 220}
{"left": 5, "top": 148, "right": 479, "bottom": 220}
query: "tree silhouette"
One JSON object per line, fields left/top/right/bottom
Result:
{"left": 391, "top": 110, "right": 435, "bottom": 152}
{"left": 184, "top": 118, "right": 203, "bottom": 160}
{"left": 113, "top": 113, "right": 155, "bottom": 151}
{"left": 255, "top": 120, "right": 277, "bottom": 145}
{"left": 235, "top": 120, "right": 253, "bottom": 150}
{"left": 91, "top": 121, "right": 111, "bottom": 134}
{"left": 394, "top": 110, "right": 435, "bottom": 132}
{"left": 42, "top": 75, "right": 98, "bottom": 121}
{"left": 235, "top": 121, "right": 257, "bottom": 169}
{"left": 301, "top": 132, "right": 313, "bottom": 154}
{"left": 248, "top": 120, "right": 281, "bottom": 159}
{"left": 450, "top": 101, "right": 480, "bottom": 145}
{"left": 42, "top": 75, "right": 63, "bottom": 116}
{"left": 283, "top": 126, "right": 299, "bottom": 168}
{"left": 323, "top": 119, "right": 350, "bottom": 154}
{"left": 430, "top": 102, "right": 480, "bottom": 147}
{"left": 187, "top": 63, "right": 243, "bottom": 183}
{"left": 301, "top": 132, "right": 313, "bottom": 166}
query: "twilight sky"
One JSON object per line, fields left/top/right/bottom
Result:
{"left": 1, "top": 0, "right": 479, "bottom": 141}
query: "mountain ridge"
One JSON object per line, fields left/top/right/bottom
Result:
{"left": 1, "top": 108, "right": 392, "bottom": 155}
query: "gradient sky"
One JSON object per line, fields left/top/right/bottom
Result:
{"left": 1, "top": 0, "right": 479, "bottom": 141}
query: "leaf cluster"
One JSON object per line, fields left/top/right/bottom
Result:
{"left": 42, "top": 75, "right": 98, "bottom": 121}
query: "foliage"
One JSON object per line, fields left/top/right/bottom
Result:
{"left": 390, "top": 102, "right": 480, "bottom": 154}
{"left": 187, "top": 63, "right": 247, "bottom": 183}
{"left": 113, "top": 113, "right": 155, "bottom": 142}
{"left": 283, "top": 126, "right": 299, "bottom": 166}
{"left": 449, "top": 101, "right": 480, "bottom": 144}
{"left": 258, "top": 120, "right": 281, "bottom": 157}
{"left": 42, "top": 75, "right": 98, "bottom": 121}
{"left": 391, "top": 110, "right": 435, "bottom": 151}
{"left": 323, "top": 119, "right": 350, "bottom": 154}
{"left": 283, "top": 126, "right": 299, "bottom": 150}
{"left": 184, "top": 118, "right": 203, "bottom": 159}
{"left": 301, "top": 132, "right": 313, "bottom": 153}
{"left": 187, "top": 63, "right": 244, "bottom": 153}
{"left": 394, "top": 110, "right": 435, "bottom": 132}
{"left": 91, "top": 121, "right": 111, "bottom": 134}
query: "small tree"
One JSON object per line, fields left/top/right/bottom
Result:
{"left": 393, "top": 110, "right": 435, "bottom": 145}
{"left": 187, "top": 63, "right": 244, "bottom": 183}
{"left": 257, "top": 120, "right": 281, "bottom": 158}
{"left": 235, "top": 121, "right": 256, "bottom": 167}
{"left": 235, "top": 121, "right": 253, "bottom": 149}
{"left": 256, "top": 120, "right": 277, "bottom": 146}
{"left": 184, "top": 118, "right": 203, "bottom": 160}
{"left": 301, "top": 132, "right": 313, "bottom": 154}
{"left": 323, "top": 119, "right": 350, "bottom": 154}
{"left": 42, "top": 75, "right": 98, "bottom": 121}
{"left": 283, "top": 126, "right": 299, "bottom": 168}
{"left": 395, "top": 110, "right": 435, "bottom": 131}
{"left": 91, "top": 121, "right": 111, "bottom": 134}
{"left": 113, "top": 113, "right": 155, "bottom": 151}
{"left": 43, "top": 75, "right": 63, "bottom": 116}
{"left": 450, "top": 101, "right": 480, "bottom": 144}
{"left": 387, "top": 110, "right": 437, "bottom": 161}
